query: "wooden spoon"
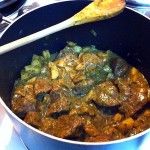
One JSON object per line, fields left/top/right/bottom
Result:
{"left": 0, "top": 0, "right": 125, "bottom": 54}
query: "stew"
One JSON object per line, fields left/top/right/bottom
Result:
{"left": 11, "top": 42, "right": 150, "bottom": 142}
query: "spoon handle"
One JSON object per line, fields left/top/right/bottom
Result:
{"left": 0, "top": 18, "right": 74, "bottom": 55}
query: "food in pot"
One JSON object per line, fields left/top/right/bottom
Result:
{"left": 11, "top": 42, "right": 150, "bottom": 142}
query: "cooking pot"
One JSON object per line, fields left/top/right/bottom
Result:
{"left": 0, "top": 1, "right": 150, "bottom": 150}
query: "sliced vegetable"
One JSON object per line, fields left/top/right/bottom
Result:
{"left": 48, "top": 62, "right": 59, "bottom": 79}
{"left": 31, "top": 58, "right": 41, "bottom": 67}
{"left": 25, "top": 65, "right": 41, "bottom": 74}
{"left": 42, "top": 50, "right": 51, "bottom": 61}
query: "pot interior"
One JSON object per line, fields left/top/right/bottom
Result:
{"left": 0, "top": 1, "right": 150, "bottom": 110}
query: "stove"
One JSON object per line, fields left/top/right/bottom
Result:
{"left": 0, "top": 0, "right": 150, "bottom": 150}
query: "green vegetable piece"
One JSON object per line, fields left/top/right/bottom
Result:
{"left": 21, "top": 70, "right": 33, "bottom": 81}
{"left": 25, "top": 65, "right": 41, "bottom": 74}
{"left": 32, "top": 55, "right": 40, "bottom": 61}
{"left": 42, "top": 50, "right": 51, "bottom": 61}
{"left": 107, "top": 50, "right": 118, "bottom": 61}
{"left": 31, "top": 59, "right": 41, "bottom": 67}
{"left": 103, "top": 64, "right": 112, "bottom": 73}
{"left": 82, "top": 45, "right": 98, "bottom": 53}
{"left": 32, "top": 54, "right": 44, "bottom": 66}
{"left": 107, "top": 72, "right": 115, "bottom": 80}
{"left": 67, "top": 41, "right": 76, "bottom": 47}
{"left": 73, "top": 46, "right": 82, "bottom": 53}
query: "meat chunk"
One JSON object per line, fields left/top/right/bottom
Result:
{"left": 24, "top": 111, "right": 41, "bottom": 128}
{"left": 128, "top": 110, "right": 150, "bottom": 136}
{"left": 49, "top": 90, "right": 60, "bottom": 102}
{"left": 12, "top": 83, "right": 36, "bottom": 118}
{"left": 113, "top": 113, "right": 123, "bottom": 123}
{"left": 118, "top": 68, "right": 149, "bottom": 116}
{"left": 56, "top": 53, "right": 78, "bottom": 67}
{"left": 93, "top": 81, "right": 120, "bottom": 107}
{"left": 12, "top": 98, "right": 36, "bottom": 118}
{"left": 118, "top": 118, "right": 134, "bottom": 133}
{"left": 79, "top": 52, "right": 101, "bottom": 65}
{"left": 84, "top": 122, "right": 99, "bottom": 137}
{"left": 46, "top": 98, "right": 70, "bottom": 117}
{"left": 40, "top": 118, "right": 56, "bottom": 132}
{"left": 14, "top": 85, "right": 26, "bottom": 96}
{"left": 34, "top": 78, "right": 52, "bottom": 94}
{"left": 14, "top": 84, "right": 35, "bottom": 100}
{"left": 84, "top": 134, "right": 110, "bottom": 142}
{"left": 103, "top": 126, "right": 124, "bottom": 140}
{"left": 111, "top": 58, "right": 129, "bottom": 77}
{"left": 148, "top": 89, "right": 150, "bottom": 102}
{"left": 50, "top": 115, "right": 83, "bottom": 138}
{"left": 69, "top": 101, "right": 97, "bottom": 116}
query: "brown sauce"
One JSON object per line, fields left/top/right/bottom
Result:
{"left": 11, "top": 42, "right": 150, "bottom": 142}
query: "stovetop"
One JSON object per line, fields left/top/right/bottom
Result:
{"left": 0, "top": 0, "right": 150, "bottom": 150}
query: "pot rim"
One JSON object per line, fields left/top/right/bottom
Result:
{"left": 0, "top": 0, "right": 150, "bottom": 146}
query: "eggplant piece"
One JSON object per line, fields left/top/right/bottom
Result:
{"left": 93, "top": 100, "right": 120, "bottom": 115}
{"left": 66, "top": 126, "right": 86, "bottom": 141}
{"left": 106, "top": 50, "right": 129, "bottom": 78}
{"left": 72, "top": 85, "right": 92, "bottom": 97}
{"left": 72, "top": 77, "right": 94, "bottom": 97}
{"left": 36, "top": 92, "right": 47, "bottom": 102}
{"left": 49, "top": 90, "right": 60, "bottom": 102}
{"left": 113, "top": 58, "right": 129, "bottom": 77}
